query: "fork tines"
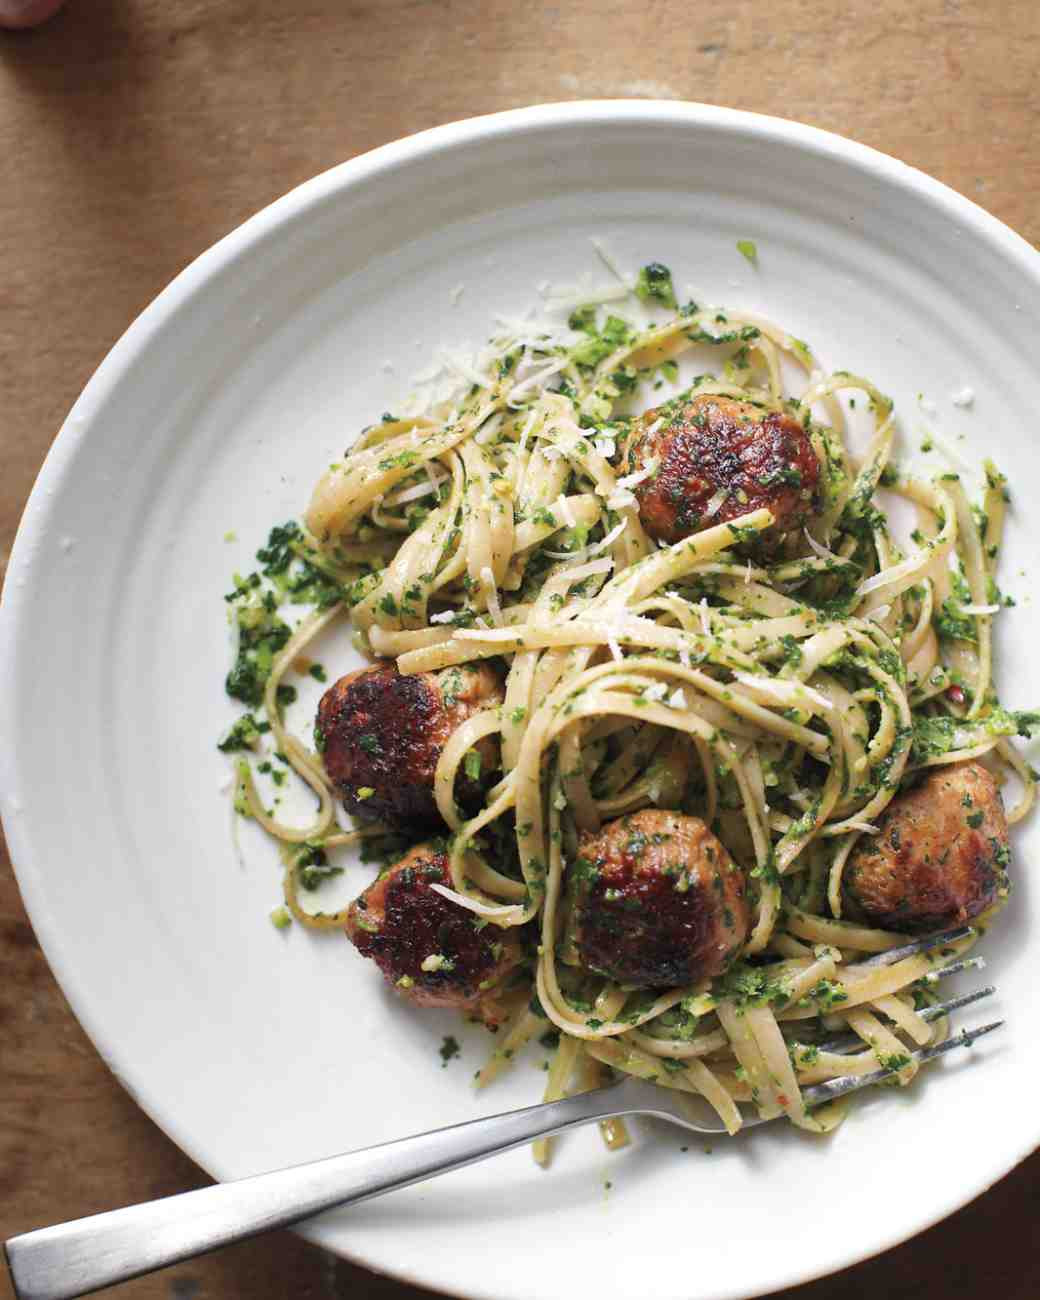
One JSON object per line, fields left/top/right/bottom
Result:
{"left": 857, "top": 923, "right": 976, "bottom": 968}
{"left": 800, "top": 1015, "right": 1004, "bottom": 1109}
{"left": 813, "top": 982, "right": 996, "bottom": 1056}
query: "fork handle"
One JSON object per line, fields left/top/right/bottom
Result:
{"left": 4, "top": 1086, "right": 625, "bottom": 1300}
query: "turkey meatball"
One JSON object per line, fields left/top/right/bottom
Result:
{"left": 316, "top": 662, "right": 503, "bottom": 830}
{"left": 345, "top": 843, "right": 522, "bottom": 1015}
{"left": 570, "top": 810, "right": 749, "bottom": 988}
{"left": 844, "top": 762, "right": 1009, "bottom": 932}
{"left": 623, "top": 394, "right": 819, "bottom": 547}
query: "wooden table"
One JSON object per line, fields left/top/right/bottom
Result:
{"left": 3, "top": 3, "right": 1039, "bottom": 1297}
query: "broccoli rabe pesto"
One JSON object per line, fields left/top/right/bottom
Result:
{"left": 635, "top": 262, "right": 678, "bottom": 309}
{"left": 219, "top": 522, "right": 347, "bottom": 736}
{"left": 910, "top": 708, "right": 1040, "bottom": 766}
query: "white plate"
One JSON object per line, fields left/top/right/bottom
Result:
{"left": 3, "top": 102, "right": 1039, "bottom": 1300}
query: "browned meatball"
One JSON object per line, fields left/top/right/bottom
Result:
{"left": 570, "top": 810, "right": 749, "bottom": 988}
{"left": 345, "top": 843, "right": 522, "bottom": 1018}
{"left": 844, "top": 762, "right": 1009, "bottom": 932}
{"left": 623, "top": 394, "right": 820, "bottom": 546}
{"left": 316, "top": 662, "right": 503, "bottom": 829}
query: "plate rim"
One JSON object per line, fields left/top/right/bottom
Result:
{"left": 3, "top": 99, "right": 1040, "bottom": 1299}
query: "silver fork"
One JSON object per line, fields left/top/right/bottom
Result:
{"left": 4, "top": 949, "right": 1000, "bottom": 1300}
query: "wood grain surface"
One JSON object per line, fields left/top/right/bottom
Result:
{"left": 3, "top": 2, "right": 1039, "bottom": 1297}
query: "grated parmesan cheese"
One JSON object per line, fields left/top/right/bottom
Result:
{"left": 803, "top": 528, "right": 843, "bottom": 564}
{"left": 430, "top": 883, "right": 521, "bottom": 919}
{"left": 517, "top": 408, "right": 538, "bottom": 457}
{"left": 437, "top": 348, "right": 492, "bottom": 390}
{"left": 508, "top": 358, "right": 569, "bottom": 407}
{"left": 481, "top": 565, "right": 504, "bottom": 626}
{"left": 614, "top": 456, "right": 659, "bottom": 492}
{"left": 590, "top": 236, "right": 633, "bottom": 287}
{"left": 732, "top": 671, "right": 833, "bottom": 713}
{"left": 384, "top": 476, "right": 444, "bottom": 507}
{"left": 703, "top": 487, "right": 729, "bottom": 520}
{"left": 544, "top": 517, "right": 627, "bottom": 563}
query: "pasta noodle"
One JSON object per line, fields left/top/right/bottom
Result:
{"left": 219, "top": 260, "right": 1036, "bottom": 1152}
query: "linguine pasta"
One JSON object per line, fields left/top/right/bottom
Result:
{"left": 220, "top": 260, "right": 1036, "bottom": 1151}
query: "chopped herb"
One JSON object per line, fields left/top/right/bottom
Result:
{"left": 256, "top": 521, "right": 301, "bottom": 576}
{"left": 635, "top": 262, "right": 678, "bottom": 309}
{"left": 217, "top": 714, "right": 262, "bottom": 753}
{"left": 225, "top": 600, "right": 291, "bottom": 706}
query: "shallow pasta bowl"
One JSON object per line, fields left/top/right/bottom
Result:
{"left": 2, "top": 101, "right": 1039, "bottom": 1300}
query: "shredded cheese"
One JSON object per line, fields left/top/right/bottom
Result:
{"left": 590, "top": 236, "right": 632, "bottom": 287}
{"left": 803, "top": 528, "right": 843, "bottom": 563}
{"left": 384, "top": 477, "right": 442, "bottom": 507}
{"left": 699, "top": 598, "right": 711, "bottom": 637}
{"left": 517, "top": 408, "right": 538, "bottom": 457}
{"left": 481, "top": 566, "right": 504, "bottom": 627}
{"left": 703, "top": 487, "right": 730, "bottom": 520}
{"left": 614, "top": 456, "right": 659, "bottom": 492}
{"left": 732, "top": 671, "right": 834, "bottom": 713}
{"left": 544, "top": 518, "right": 628, "bottom": 563}
{"left": 429, "top": 883, "right": 521, "bottom": 919}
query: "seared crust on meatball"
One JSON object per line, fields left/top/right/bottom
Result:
{"left": 623, "top": 395, "right": 820, "bottom": 546}
{"left": 571, "top": 810, "right": 749, "bottom": 988}
{"left": 316, "top": 663, "right": 503, "bottom": 829}
{"left": 844, "top": 762, "right": 1009, "bottom": 932}
{"left": 345, "top": 843, "right": 522, "bottom": 1013}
